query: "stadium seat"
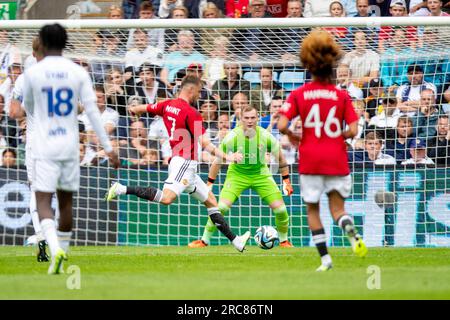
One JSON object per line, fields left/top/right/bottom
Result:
{"left": 278, "top": 71, "right": 305, "bottom": 91}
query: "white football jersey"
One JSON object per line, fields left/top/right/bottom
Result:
{"left": 23, "top": 56, "right": 97, "bottom": 160}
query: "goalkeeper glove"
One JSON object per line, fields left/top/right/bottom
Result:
{"left": 282, "top": 175, "right": 293, "bottom": 196}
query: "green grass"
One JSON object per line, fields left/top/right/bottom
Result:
{"left": 0, "top": 246, "right": 449, "bottom": 299}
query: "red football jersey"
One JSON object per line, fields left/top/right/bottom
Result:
{"left": 279, "top": 81, "right": 358, "bottom": 175}
{"left": 147, "top": 98, "right": 206, "bottom": 161}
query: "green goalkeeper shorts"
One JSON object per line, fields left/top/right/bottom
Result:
{"left": 219, "top": 172, "right": 283, "bottom": 205}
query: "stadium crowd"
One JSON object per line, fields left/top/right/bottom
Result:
{"left": 1, "top": 0, "right": 450, "bottom": 168}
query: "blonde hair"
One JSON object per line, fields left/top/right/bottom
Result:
{"left": 201, "top": 2, "right": 224, "bottom": 18}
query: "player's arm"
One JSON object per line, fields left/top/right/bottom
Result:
{"left": 9, "top": 74, "right": 26, "bottom": 119}
{"left": 278, "top": 114, "right": 301, "bottom": 146}
{"left": 270, "top": 134, "right": 293, "bottom": 196}
{"left": 200, "top": 134, "right": 242, "bottom": 164}
{"left": 206, "top": 157, "right": 223, "bottom": 189}
{"left": 278, "top": 96, "right": 301, "bottom": 146}
{"left": 343, "top": 120, "right": 358, "bottom": 139}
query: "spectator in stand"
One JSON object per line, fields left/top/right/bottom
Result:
{"left": 323, "top": 1, "right": 352, "bottom": 49}
{"left": 159, "top": 0, "right": 184, "bottom": 18}
{"left": 426, "top": 0, "right": 450, "bottom": 15}
{"left": 342, "top": 31, "right": 380, "bottom": 88}
{"left": 409, "top": 0, "right": 432, "bottom": 15}
{"left": 230, "top": 92, "right": 250, "bottom": 129}
{"left": 212, "top": 112, "right": 231, "bottom": 146}
{"left": 385, "top": 115, "right": 415, "bottom": 163}
{"left": 119, "top": 119, "right": 150, "bottom": 165}
{"left": 200, "top": 3, "right": 232, "bottom": 58}
{"left": 396, "top": 65, "right": 437, "bottom": 117}
{"left": 412, "top": 89, "right": 440, "bottom": 139}
{"left": 368, "top": 95, "right": 401, "bottom": 130}
{"left": 354, "top": 0, "right": 373, "bottom": 17}
{"left": 200, "top": 99, "right": 219, "bottom": 162}
{"left": 183, "top": 0, "right": 226, "bottom": 18}
{"left": 286, "top": 0, "right": 303, "bottom": 17}
{"left": 91, "top": 30, "right": 125, "bottom": 83}
{"left": 230, "top": 0, "right": 284, "bottom": 61}
{"left": 428, "top": 115, "right": 450, "bottom": 165}
{"left": 445, "top": 86, "right": 450, "bottom": 104}
{"left": 379, "top": 1, "right": 418, "bottom": 53}
{"left": 401, "top": 138, "right": 435, "bottom": 165}
{"left": 0, "top": 62, "right": 22, "bottom": 115}
{"left": 417, "top": 28, "right": 448, "bottom": 100}
{"left": 108, "top": 4, "right": 124, "bottom": 18}
{"left": 125, "top": 28, "right": 165, "bottom": 73}
{"left": 336, "top": 64, "right": 364, "bottom": 100}
{"left": 368, "top": 0, "right": 390, "bottom": 16}
{"left": 250, "top": 67, "right": 284, "bottom": 115}
{"left": 122, "top": 0, "right": 143, "bottom": 19}
{"left": 347, "top": 0, "right": 378, "bottom": 50}
{"left": 226, "top": 0, "right": 250, "bottom": 17}
{"left": 259, "top": 96, "right": 283, "bottom": 139}
{"left": 79, "top": 142, "right": 87, "bottom": 165}
{"left": 203, "top": 36, "right": 230, "bottom": 89}
{"left": 79, "top": 85, "right": 119, "bottom": 138}
{"left": 164, "top": 6, "right": 192, "bottom": 52}
{"left": 126, "top": 2, "right": 165, "bottom": 53}
{"left": 341, "top": 0, "right": 358, "bottom": 15}
{"left": 349, "top": 131, "right": 396, "bottom": 165}
{"left": 104, "top": 68, "right": 130, "bottom": 118}
{"left": 160, "top": 30, "right": 206, "bottom": 90}
{"left": 133, "top": 63, "right": 172, "bottom": 104}
{"left": 346, "top": 100, "right": 369, "bottom": 150}
{"left": 365, "top": 78, "right": 385, "bottom": 118}
{"left": 304, "top": 0, "right": 335, "bottom": 17}
{"left": 1, "top": 148, "right": 16, "bottom": 167}
{"left": 212, "top": 62, "right": 251, "bottom": 112}
{"left": 0, "top": 29, "right": 21, "bottom": 86}
{"left": 173, "top": 63, "right": 211, "bottom": 105}
{"left": 380, "top": 28, "right": 415, "bottom": 90}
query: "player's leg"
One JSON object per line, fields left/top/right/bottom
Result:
{"left": 105, "top": 157, "right": 187, "bottom": 205}
{"left": 190, "top": 174, "right": 246, "bottom": 247}
{"left": 300, "top": 175, "right": 332, "bottom": 271}
{"left": 33, "top": 159, "right": 67, "bottom": 274}
{"left": 56, "top": 190, "right": 73, "bottom": 254}
{"left": 190, "top": 175, "right": 250, "bottom": 252}
{"left": 327, "top": 189, "right": 367, "bottom": 258}
{"left": 254, "top": 176, "right": 291, "bottom": 247}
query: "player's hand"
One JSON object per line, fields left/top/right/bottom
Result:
{"left": 287, "top": 132, "right": 301, "bottom": 147}
{"left": 282, "top": 178, "right": 293, "bottom": 196}
{"left": 227, "top": 152, "right": 243, "bottom": 163}
{"left": 107, "top": 150, "right": 120, "bottom": 169}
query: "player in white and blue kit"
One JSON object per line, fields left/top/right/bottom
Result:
{"left": 10, "top": 36, "right": 53, "bottom": 262}
{"left": 22, "top": 24, "right": 120, "bottom": 274}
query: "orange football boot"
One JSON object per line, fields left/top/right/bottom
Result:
{"left": 279, "top": 240, "right": 294, "bottom": 248}
{"left": 188, "top": 240, "right": 208, "bottom": 248}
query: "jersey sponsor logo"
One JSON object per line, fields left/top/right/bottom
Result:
{"left": 48, "top": 126, "right": 67, "bottom": 136}
{"left": 303, "top": 90, "right": 338, "bottom": 101}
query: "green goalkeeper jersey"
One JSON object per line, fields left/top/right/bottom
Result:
{"left": 220, "top": 126, "right": 280, "bottom": 176}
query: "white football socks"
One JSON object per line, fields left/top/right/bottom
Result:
{"left": 40, "top": 219, "right": 61, "bottom": 257}
{"left": 57, "top": 231, "right": 72, "bottom": 253}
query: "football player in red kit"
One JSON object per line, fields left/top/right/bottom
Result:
{"left": 106, "top": 75, "right": 251, "bottom": 252}
{"left": 278, "top": 30, "right": 368, "bottom": 271}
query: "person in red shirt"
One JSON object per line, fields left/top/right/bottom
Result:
{"left": 106, "top": 75, "right": 251, "bottom": 252}
{"left": 278, "top": 30, "right": 368, "bottom": 271}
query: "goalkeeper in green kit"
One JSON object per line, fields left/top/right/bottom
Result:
{"left": 189, "top": 105, "right": 294, "bottom": 248}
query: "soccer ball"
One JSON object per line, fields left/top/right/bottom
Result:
{"left": 254, "top": 225, "right": 280, "bottom": 250}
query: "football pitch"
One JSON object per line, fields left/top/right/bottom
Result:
{"left": 0, "top": 246, "right": 449, "bottom": 300}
